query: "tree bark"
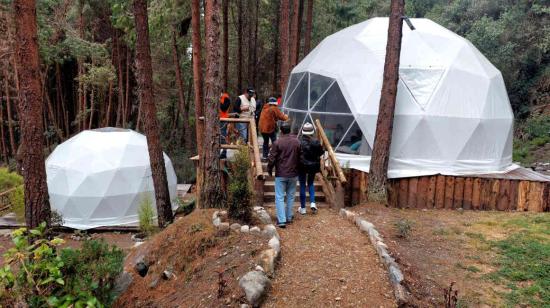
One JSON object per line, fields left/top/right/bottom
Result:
{"left": 303, "top": 0, "right": 313, "bottom": 56}
{"left": 115, "top": 31, "right": 124, "bottom": 128}
{"left": 124, "top": 47, "right": 130, "bottom": 127}
{"left": 222, "top": 0, "right": 229, "bottom": 90}
{"left": 278, "top": 0, "right": 290, "bottom": 96}
{"left": 200, "top": 0, "right": 226, "bottom": 208}
{"left": 272, "top": 2, "right": 279, "bottom": 95}
{"left": 133, "top": 0, "right": 173, "bottom": 227}
{"left": 236, "top": 0, "right": 243, "bottom": 91}
{"left": 252, "top": 0, "right": 259, "bottom": 86}
{"left": 0, "top": 84, "right": 9, "bottom": 165}
{"left": 289, "top": 0, "right": 300, "bottom": 68}
{"left": 295, "top": 0, "right": 304, "bottom": 62}
{"left": 13, "top": 0, "right": 51, "bottom": 227}
{"left": 3, "top": 69, "right": 16, "bottom": 156}
{"left": 367, "top": 0, "right": 405, "bottom": 203}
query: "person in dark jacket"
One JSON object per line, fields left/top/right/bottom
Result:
{"left": 298, "top": 122, "right": 324, "bottom": 214}
{"left": 219, "top": 93, "right": 231, "bottom": 159}
{"left": 268, "top": 122, "right": 300, "bottom": 228}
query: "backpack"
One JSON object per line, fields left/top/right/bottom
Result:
{"left": 300, "top": 137, "right": 324, "bottom": 173}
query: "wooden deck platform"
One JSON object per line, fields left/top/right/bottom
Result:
{"left": 345, "top": 167, "right": 550, "bottom": 212}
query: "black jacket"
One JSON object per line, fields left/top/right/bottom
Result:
{"left": 299, "top": 136, "right": 324, "bottom": 174}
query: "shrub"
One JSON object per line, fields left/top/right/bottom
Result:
{"left": 7, "top": 185, "right": 24, "bottom": 222}
{"left": 394, "top": 219, "right": 413, "bottom": 238}
{"left": 138, "top": 193, "right": 156, "bottom": 236}
{"left": 59, "top": 239, "right": 124, "bottom": 306}
{"left": 0, "top": 168, "right": 23, "bottom": 191}
{"left": 228, "top": 146, "right": 252, "bottom": 223}
{"left": 0, "top": 223, "right": 124, "bottom": 307}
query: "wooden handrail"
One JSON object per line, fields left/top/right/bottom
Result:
{"left": 314, "top": 119, "right": 347, "bottom": 184}
{"left": 248, "top": 118, "right": 264, "bottom": 180}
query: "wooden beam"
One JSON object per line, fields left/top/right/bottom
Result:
{"left": 314, "top": 119, "right": 347, "bottom": 184}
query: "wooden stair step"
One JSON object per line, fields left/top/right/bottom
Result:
{"left": 263, "top": 181, "right": 322, "bottom": 192}
{"left": 263, "top": 191, "right": 326, "bottom": 202}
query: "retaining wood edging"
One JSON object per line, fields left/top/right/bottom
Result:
{"left": 339, "top": 208, "right": 409, "bottom": 306}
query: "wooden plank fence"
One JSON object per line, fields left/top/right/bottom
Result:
{"left": 342, "top": 171, "right": 549, "bottom": 212}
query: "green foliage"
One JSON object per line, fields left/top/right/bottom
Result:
{"left": 0, "top": 223, "right": 124, "bottom": 307}
{"left": 59, "top": 239, "right": 124, "bottom": 306}
{"left": 0, "top": 168, "right": 23, "bottom": 191}
{"left": 138, "top": 193, "right": 156, "bottom": 236}
{"left": 7, "top": 185, "right": 24, "bottom": 223}
{"left": 513, "top": 115, "right": 550, "bottom": 164}
{"left": 228, "top": 146, "right": 253, "bottom": 222}
{"left": 394, "top": 218, "right": 413, "bottom": 238}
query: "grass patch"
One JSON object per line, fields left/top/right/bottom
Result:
{"left": 478, "top": 214, "right": 550, "bottom": 307}
{"left": 455, "top": 262, "right": 482, "bottom": 273}
{"left": 513, "top": 115, "right": 550, "bottom": 164}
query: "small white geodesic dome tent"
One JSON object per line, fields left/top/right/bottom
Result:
{"left": 283, "top": 17, "right": 515, "bottom": 178}
{"left": 46, "top": 128, "right": 178, "bottom": 230}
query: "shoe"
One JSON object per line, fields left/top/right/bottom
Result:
{"left": 286, "top": 218, "right": 293, "bottom": 224}
{"left": 277, "top": 223, "right": 286, "bottom": 229}
{"left": 298, "top": 207, "right": 306, "bottom": 215}
{"left": 310, "top": 203, "right": 318, "bottom": 213}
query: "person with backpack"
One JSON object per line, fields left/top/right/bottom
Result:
{"left": 298, "top": 122, "right": 324, "bottom": 215}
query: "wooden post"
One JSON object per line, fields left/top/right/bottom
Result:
{"left": 367, "top": 0, "right": 406, "bottom": 203}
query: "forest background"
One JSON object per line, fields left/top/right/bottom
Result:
{"left": 0, "top": 0, "right": 548, "bottom": 182}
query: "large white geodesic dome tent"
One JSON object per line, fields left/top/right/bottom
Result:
{"left": 283, "top": 17, "right": 515, "bottom": 178}
{"left": 46, "top": 128, "right": 178, "bottom": 230}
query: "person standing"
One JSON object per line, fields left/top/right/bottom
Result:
{"left": 259, "top": 97, "right": 289, "bottom": 160}
{"left": 233, "top": 86, "right": 256, "bottom": 142}
{"left": 268, "top": 122, "right": 301, "bottom": 228}
{"left": 298, "top": 122, "right": 324, "bottom": 214}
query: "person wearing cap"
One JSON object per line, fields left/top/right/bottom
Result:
{"left": 267, "top": 122, "right": 301, "bottom": 228}
{"left": 233, "top": 87, "right": 257, "bottom": 142}
{"left": 219, "top": 93, "right": 231, "bottom": 159}
{"left": 298, "top": 122, "right": 324, "bottom": 214}
{"left": 259, "top": 97, "right": 289, "bottom": 159}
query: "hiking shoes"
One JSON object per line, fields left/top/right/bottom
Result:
{"left": 310, "top": 203, "right": 318, "bottom": 213}
{"left": 277, "top": 223, "right": 286, "bottom": 229}
{"left": 298, "top": 207, "right": 306, "bottom": 215}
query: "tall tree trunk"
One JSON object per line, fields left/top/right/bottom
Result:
{"left": 303, "top": 0, "right": 313, "bottom": 56}
{"left": 124, "top": 48, "right": 130, "bottom": 127}
{"left": 55, "top": 63, "right": 68, "bottom": 136}
{"left": 0, "top": 85, "right": 9, "bottom": 165}
{"left": 247, "top": 0, "right": 254, "bottom": 85}
{"left": 272, "top": 2, "right": 279, "bottom": 95}
{"left": 115, "top": 32, "right": 124, "bottom": 127}
{"left": 252, "top": 0, "right": 259, "bottom": 86}
{"left": 192, "top": 0, "right": 204, "bottom": 154}
{"left": 289, "top": 0, "right": 300, "bottom": 68}
{"left": 278, "top": 0, "right": 290, "bottom": 95}
{"left": 184, "top": 77, "right": 194, "bottom": 151}
{"left": 236, "top": 0, "right": 243, "bottom": 91}
{"left": 105, "top": 80, "right": 113, "bottom": 127}
{"left": 171, "top": 29, "right": 191, "bottom": 151}
{"left": 222, "top": 0, "right": 229, "bottom": 90}
{"left": 200, "top": 0, "right": 226, "bottom": 208}
{"left": 295, "top": 0, "right": 304, "bottom": 62}
{"left": 133, "top": 0, "right": 173, "bottom": 227}
{"left": 13, "top": 0, "right": 51, "bottom": 227}
{"left": 367, "top": 0, "right": 405, "bottom": 203}
{"left": 3, "top": 70, "right": 16, "bottom": 156}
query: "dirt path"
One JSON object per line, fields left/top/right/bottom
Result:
{"left": 264, "top": 205, "right": 396, "bottom": 308}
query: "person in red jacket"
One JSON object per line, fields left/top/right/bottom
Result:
{"left": 259, "top": 97, "right": 289, "bottom": 159}
{"left": 219, "top": 93, "right": 231, "bottom": 159}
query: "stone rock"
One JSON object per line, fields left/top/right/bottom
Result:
{"left": 394, "top": 283, "right": 409, "bottom": 306}
{"left": 218, "top": 222, "right": 230, "bottom": 231}
{"left": 255, "top": 209, "right": 272, "bottom": 225}
{"left": 131, "top": 233, "right": 147, "bottom": 242}
{"left": 253, "top": 206, "right": 263, "bottom": 211}
{"left": 230, "top": 223, "right": 241, "bottom": 231}
{"left": 212, "top": 211, "right": 220, "bottom": 220}
{"left": 213, "top": 217, "right": 221, "bottom": 227}
{"left": 268, "top": 236, "right": 280, "bottom": 257}
{"left": 358, "top": 220, "right": 375, "bottom": 233}
{"left": 162, "top": 269, "right": 174, "bottom": 280}
{"left": 241, "top": 304, "right": 250, "bottom": 308}
{"left": 135, "top": 261, "right": 148, "bottom": 277}
{"left": 241, "top": 225, "right": 250, "bottom": 233}
{"left": 149, "top": 276, "right": 160, "bottom": 289}
{"left": 255, "top": 265, "right": 265, "bottom": 272}
{"left": 258, "top": 249, "right": 277, "bottom": 277}
{"left": 239, "top": 271, "right": 271, "bottom": 307}
{"left": 389, "top": 264, "right": 404, "bottom": 284}
{"left": 133, "top": 242, "right": 144, "bottom": 248}
{"left": 250, "top": 226, "right": 261, "bottom": 235}
{"left": 339, "top": 209, "right": 347, "bottom": 218}
{"left": 263, "top": 224, "right": 279, "bottom": 239}
{"left": 379, "top": 249, "right": 395, "bottom": 266}
{"left": 113, "top": 271, "right": 133, "bottom": 297}
{"left": 219, "top": 210, "right": 228, "bottom": 220}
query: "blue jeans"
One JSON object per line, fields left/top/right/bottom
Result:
{"left": 299, "top": 172, "right": 316, "bottom": 208}
{"left": 275, "top": 177, "right": 297, "bottom": 224}
{"left": 236, "top": 122, "right": 248, "bottom": 142}
{"left": 220, "top": 122, "right": 228, "bottom": 158}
